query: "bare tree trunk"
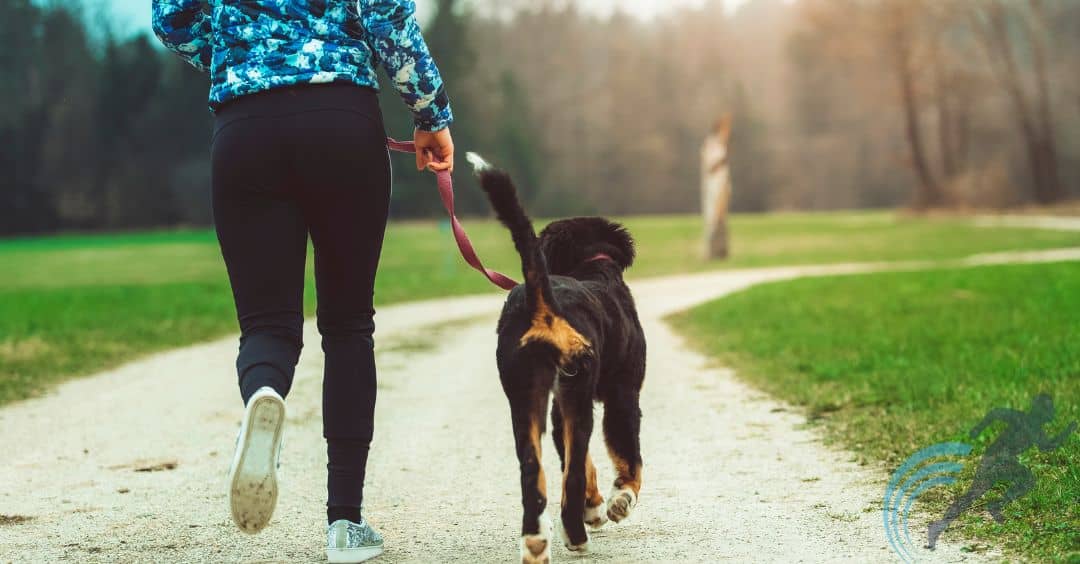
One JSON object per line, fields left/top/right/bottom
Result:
{"left": 900, "top": 70, "right": 943, "bottom": 208}
{"left": 701, "top": 116, "right": 733, "bottom": 260}
{"left": 970, "top": 0, "right": 1063, "bottom": 204}
{"left": 888, "top": 3, "right": 944, "bottom": 209}
{"left": 954, "top": 99, "right": 971, "bottom": 173}
{"left": 931, "top": 31, "right": 956, "bottom": 180}
{"left": 1026, "top": 0, "right": 1063, "bottom": 202}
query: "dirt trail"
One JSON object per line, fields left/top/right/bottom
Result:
{"left": 4, "top": 247, "right": 1077, "bottom": 562}
{"left": 972, "top": 215, "right": 1080, "bottom": 232}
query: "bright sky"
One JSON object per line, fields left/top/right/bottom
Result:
{"left": 583, "top": 0, "right": 747, "bottom": 18}
{"left": 104, "top": 0, "right": 749, "bottom": 39}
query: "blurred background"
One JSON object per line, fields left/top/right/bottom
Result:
{"left": 4, "top": 0, "right": 1080, "bottom": 236}
{"left": 2, "top": 3, "right": 1078, "bottom": 559}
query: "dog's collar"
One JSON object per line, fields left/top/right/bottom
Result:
{"left": 585, "top": 253, "right": 615, "bottom": 264}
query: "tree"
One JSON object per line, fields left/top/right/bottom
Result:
{"left": 968, "top": 0, "right": 1065, "bottom": 204}
{"left": 883, "top": 0, "right": 947, "bottom": 208}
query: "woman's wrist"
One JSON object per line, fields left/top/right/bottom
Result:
{"left": 413, "top": 89, "right": 454, "bottom": 132}
{"left": 414, "top": 114, "right": 453, "bottom": 133}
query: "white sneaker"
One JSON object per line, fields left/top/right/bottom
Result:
{"left": 228, "top": 386, "right": 286, "bottom": 534}
{"left": 327, "top": 519, "right": 384, "bottom": 563}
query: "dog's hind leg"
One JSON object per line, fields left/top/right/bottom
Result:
{"left": 583, "top": 453, "right": 608, "bottom": 529}
{"left": 555, "top": 389, "right": 594, "bottom": 552}
{"left": 507, "top": 369, "right": 553, "bottom": 564}
{"left": 553, "top": 400, "right": 607, "bottom": 531}
{"left": 602, "top": 389, "right": 643, "bottom": 524}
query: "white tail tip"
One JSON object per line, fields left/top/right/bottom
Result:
{"left": 466, "top": 152, "right": 492, "bottom": 172}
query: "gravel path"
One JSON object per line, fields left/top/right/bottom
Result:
{"left": 4, "top": 247, "right": 1077, "bottom": 563}
{"left": 973, "top": 215, "right": 1080, "bottom": 232}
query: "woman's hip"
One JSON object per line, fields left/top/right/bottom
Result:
{"left": 210, "top": 82, "right": 389, "bottom": 195}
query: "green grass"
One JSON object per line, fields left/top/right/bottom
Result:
{"left": 670, "top": 262, "right": 1080, "bottom": 561}
{"left": 1, "top": 211, "right": 1078, "bottom": 406}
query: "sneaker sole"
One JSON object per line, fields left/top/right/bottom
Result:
{"left": 229, "top": 391, "right": 285, "bottom": 534}
{"left": 327, "top": 546, "right": 384, "bottom": 563}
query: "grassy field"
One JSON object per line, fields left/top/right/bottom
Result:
{"left": 2, "top": 211, "right": 1079, "bottom": 405}
{"left": 671, "top": 262, "right": 1080, "bottom": 561}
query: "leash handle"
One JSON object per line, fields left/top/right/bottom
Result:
{"left": 387, "top": 138, "right": 519, "bottom": 291}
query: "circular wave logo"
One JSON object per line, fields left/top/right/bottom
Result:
{"left": 882, "top": 442, "right": 973, "bottom": 563}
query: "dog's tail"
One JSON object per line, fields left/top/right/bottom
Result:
{"left": 467, "top": 152, "right": 554, "bottom": 316}
{"left": 469, "top": 153, "right": 592, "bottom": 362}
{"left": 468, "top": 152, "right": 591, "bottom": 363}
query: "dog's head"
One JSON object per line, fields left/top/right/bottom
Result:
{"left": 538, "top": 217, "right": 635, "bottom": 276}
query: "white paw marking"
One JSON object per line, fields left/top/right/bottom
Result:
{"left": 606, "top": 487, "right": 637, "bottom": 523}
{"left": 466, "top": 152, "right": 492, "bottom": 172}
{"left": 520, "top": 510, "right": 551, "bottom": 564}
{"left": 584, "top": 502, "right": 608, "bottom": 530}
{"left": 556, "top": 514, "right": 589, "bottom": 552}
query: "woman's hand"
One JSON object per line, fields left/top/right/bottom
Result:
{"left": 414, "top": 127, "right": 454, "bottom": 173}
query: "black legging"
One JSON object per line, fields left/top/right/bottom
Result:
{"left": 211, "top": 83, "right": 390, "bottom": 523}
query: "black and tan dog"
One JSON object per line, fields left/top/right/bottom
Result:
{"left": 467, "top": 153, "right": 646, "bottom": 563}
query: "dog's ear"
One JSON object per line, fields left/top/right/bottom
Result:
{"left": 591, "top": 219, "right": 635, "bottom": 270}
{"left": 539, "top": 218, "right": 636, "bottom": 274}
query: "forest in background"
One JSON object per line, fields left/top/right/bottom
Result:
{"left": 3, "top": 0, "right": 1079, "bottom": 235}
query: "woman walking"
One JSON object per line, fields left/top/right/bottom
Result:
{"left": 152, "top": 0, "right": 454, "bottom": 561}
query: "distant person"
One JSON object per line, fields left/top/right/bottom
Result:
{"left": 152, "top": 0, "right": 454, "bottom": 561}
{"left": 927, "top": 394, "right": 1076, "bottom": 549}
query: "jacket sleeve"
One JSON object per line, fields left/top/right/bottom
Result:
{"left": 361, "top": 0, "right": 453, "bottom": 131}
{"left": 152, "top": 0, "right": 212, "bottom": 72}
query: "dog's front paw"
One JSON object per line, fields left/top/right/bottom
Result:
{"left": 521, "top": 512, "right": 552, "bottom": 564}
{"left": 584, "top": 501, "right": 608, "bottom": 530}
{"left": 606, "top": 487, "right": 637, "bottom": 523}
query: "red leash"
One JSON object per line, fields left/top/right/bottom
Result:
{"left": 387, "top": 138, "right": 519, "bottom": 291}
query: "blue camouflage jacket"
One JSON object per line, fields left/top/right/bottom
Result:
{"left": 151, "top": 0, "right": 453, "bottom": 131}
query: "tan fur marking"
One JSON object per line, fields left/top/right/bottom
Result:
{"left": 529, "top": 419, "right": 546, "bottom": 498}
{"left": 585, "top": 453, "right": 604, "bottom": 508}
{"left": 606, "top": 445, "right": 643, "bottom": 495}
{"left": 538, "top": 466, "right": 547, "bottom": 500}
{"left": 524, "top": 536, "right": 548, "bottom": 556}
{"left": 519, "top": 291, "right": 591, "bottom": 362}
